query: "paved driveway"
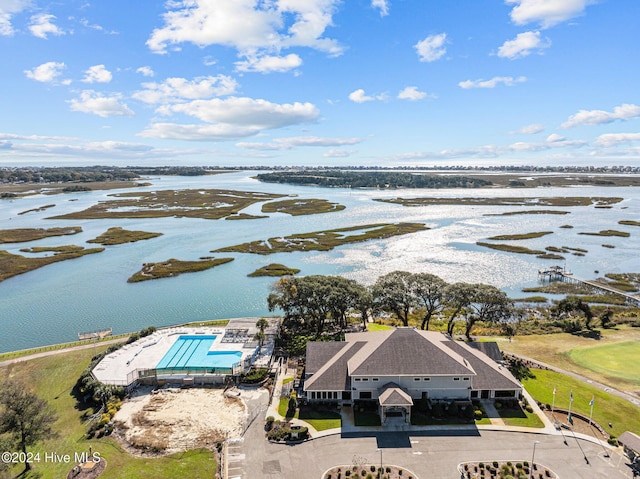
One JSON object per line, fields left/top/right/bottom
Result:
{"left": 243, "top": 427, "right": 635, "bottom": 479}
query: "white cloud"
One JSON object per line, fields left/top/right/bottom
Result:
{"left": 24, "top": 61, "right": 66, "bottom": 83}
{"left": 546, "top": 133, "right": 565, "bottom": 142}
{"left": 133, "top": 75, "right": 238, "bottom": 104}
{"left": 29, "top": 13, "right": 64, "bottom": 39}
{"left": 371, "top": 0, "right": 389, "bottom": 17}
{"left": 82, "top": 64, "right": 112, "bottom": 83}
{"left": 561, "top": 103, "right": 640, "bottom": 129}
{"left": 349, "top": 89, "right": 373, "bottom": 103}
{"left": 595, "top": 132, "right": 640, "bottom": 147}
{"left": 348, "top": 88, "right": 386, "bottom": 103}
{"left": 141, "top": 96, "right": 319, "bottom": 141}
{"left": 397, "top": 86, "right": 428, "bottom": 101}
{"left": 146, "top": 0, "right": 343, "bottom": 61}
{"left": 235, "top": 53, "right": 302, "bottom": 73}
{"left": 68, "top": 90, "right": 134, "bottom": 118}
{"left": 165, "top": 97, "right": 318, "bottom": 126}
{"left": 506, "top": 0, "right": 593, "bottom": 29}
{"left": 514, "top": 123, "right": 544, "bottom": 134}
{"left": 458, "top": 76, "right": 527, "bottom": 89}
{"left": 0, "top": 0, "right": 31, "bottom": 36}
{"left": 414, "top": 33, "right": 447, "bottom": 63}
{"left": 497, "top": 31, "right": 551, "bottom": 59}
{"left": 324, "top": 148, "right": 355, "bottom": 158}
{"left": 238, "top": 136, "right": 361, "bottom": 150}
{"left": 139, "top": 122, "right": 269, "bottom": 141}
{"left": 136, "top": 66, "right": 155, "bottom": 77}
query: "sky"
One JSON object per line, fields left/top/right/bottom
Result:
{"left": 0, "top": 0, "right": 639, "bottom": 167}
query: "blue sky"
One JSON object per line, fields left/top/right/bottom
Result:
{"left": 0, "top": 0, "right": 638, "bottom": 167}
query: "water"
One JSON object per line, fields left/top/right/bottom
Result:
{"left": 1, "top": 171, "right": 639, "bottom": 352}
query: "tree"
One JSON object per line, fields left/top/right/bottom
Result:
{"left": 372, "top": 271, "right": 417, "bottom": 326}
{"left": 443, "top": 283, "right": 475, "bottom": 336}
{"left": 464, "top": 284, "right": 512, "bottom": 340}
{"left": 256, "top": 317, "right": 269, "bottom": 334}
{"left": 0, "top": 381, "right": 58, "bottom": 471}
{"left": 268, "top": 275, "right": 369, "bottom": 338}
{"left": 552, "top": 297, "right": 594, "bottom": 330}
{"left": 412, "top": 273, "right": 447, "bottom": 330}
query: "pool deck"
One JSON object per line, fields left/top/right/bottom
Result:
{"left": 92, "top": 319, "right": 275, "bottom": 385}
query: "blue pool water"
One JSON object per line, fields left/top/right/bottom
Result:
{"left": 155, "top": 335, "right": 242, "bottom": 370}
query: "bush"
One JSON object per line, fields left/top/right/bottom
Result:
{"left": 474, "top": 409, "right": 483, "bottom": 420}
{"left": 525, "top": 404, "right": 533, "bottom": 413}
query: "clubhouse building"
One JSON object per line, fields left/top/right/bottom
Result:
{"left": 303, "top": 328, "right": 521, "bottom": 424}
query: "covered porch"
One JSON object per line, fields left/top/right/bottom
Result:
{"left": 378, "top": 382, "right": 413, "bottom": 425}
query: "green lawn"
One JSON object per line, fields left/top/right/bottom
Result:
{"left": 569, "top": 341, "right": 640, "bottom": 383}
{"left": 278, "top": 397, "right": 297, "bottom": 419}
{"left": 522, "top": 368, "right": 640, "bottom": 438}
{"left": 298, "top": 406, "right": 341, "bottom": 431}
{"left": 0, "top": 347, "right": 216, "bottom": 479}
{"left": 497, "top": 326, "right": 640, "bottom": 393}
{"left": 498, "top": 407, "right": 544, "bottom": 428}
{"left": 367, "top": 322, "right": 393, "bottom": 332}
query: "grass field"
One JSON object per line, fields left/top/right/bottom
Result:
{"left": 569, "top": 341, "right": 640, "bottom": 383}
{"left": 497, "top": 326, "right": 640, "bottom": 394}
{"left": 522, "top": 368, "right": 640, "bottom": 438}
{"left": 0, "top": 347, "right": 216, "bottom": 479}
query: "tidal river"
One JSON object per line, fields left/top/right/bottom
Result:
{"left": 1, "top": 171, "right": 639, "bottom": 352}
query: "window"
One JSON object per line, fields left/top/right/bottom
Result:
{"left": 362, "top": 378, "right": 369, "bottom": 382}
{"left": 463, "top": 377, "right": 469, "bottom": 381}
{"left": 453, "top": 377, "right": 460, "bottom": 381}
{"left": 360, "top": 391, "right": 372, "bottom": 399}
{"left": 413, "top": 377, "right": 421, "bottom": 382}
{"left": 355, "top": 378, "right": 361, "bottom": 382}
{"left": 423, "top": 378, "right": 430, "bottom": 381}
{"left": 372, "top": 378, "right": 379, "bottom": 382}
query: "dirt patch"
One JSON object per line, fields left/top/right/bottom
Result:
{"left": 113, "top": 388, "right": 246, "bottom": 455}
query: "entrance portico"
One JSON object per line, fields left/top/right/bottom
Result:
{"left": 378, "top": 383, "right": 413, "bottom": 424}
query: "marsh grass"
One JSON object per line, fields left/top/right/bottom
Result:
{"left": 128, "top": 257, "right": 234, "bottom": 282}
{"left": 476, "top": 242, "right": 544, "bottom": 255}
{"left": 87, "top": 227, "right": 163, "bottom": 245}
{"left": 376, "top": 196, "right": 622, "bottom": 207}
{"left": 248, "top": 263, "right": 300, "bottom": 277}
{"left": 579, "top": 230, "right": 630, "bottom": 237}
{"left": 0, "top": 226, "right": 82, "bottom": 243}
{"left": 261, "top": 198, "right": 345, "bottom": 216}
{"left": 49, "top": 188, "right": 286, "bottom": 220}
{"left": 488, "top": 231, "right": 553, "bottom": 240}
{"left": 0, "top": 245, "right": 104, "bottom": 282}
{"left": 213, "top": 222, "right": 428, "bottom": 255}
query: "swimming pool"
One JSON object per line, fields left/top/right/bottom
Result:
{"left": 155, "top": 335, "right": 243, "bottom": 371}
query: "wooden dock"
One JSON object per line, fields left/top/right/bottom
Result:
{"left": 78, "top": 328, "right": 112, "bottom": 341}
{"left": 538, "top": 266, "right": 640, "bottom": 305}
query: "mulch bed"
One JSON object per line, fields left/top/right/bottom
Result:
{"left": 544, "top": 410, "right": 609, "bottom": 439}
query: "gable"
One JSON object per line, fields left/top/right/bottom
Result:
{"left": 348, "top": 328, "right": 474, "bottom": 377}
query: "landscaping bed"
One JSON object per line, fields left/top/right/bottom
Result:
{"left": 323, "top": 464, "right": 418, "bottom": 479}
{"left": 458, "top": 460, "right": 557, "bottom": 479}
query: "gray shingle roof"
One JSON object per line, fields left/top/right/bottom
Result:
{"left": 348, "top": 328, "right": 474, "bottom": 376}
{"left": 620, "top": 431, "right": 640, "bottom": 453}
{"left": 304, "top": 341, "right": 366, "bottom": 391}
{"left": 444, "top": 340, "right": 520, "bottom": 391}
{"left": 378, "top": 383, "right": 413, "bottom": 406}
{"left": 306, "top": 341, "right": 349, "bottom": 376}
{"left": 467, "top": 341, "right": 503, "bottom": 363}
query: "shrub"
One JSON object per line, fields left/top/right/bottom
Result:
{"left": 525, "top": 404, "right": 533, "bottom": 413}
{"left": 474, "top": 409, "right": 483, "bottom": 420}
{"left": 370, "top": 465, "right": 376, "bottom": 472}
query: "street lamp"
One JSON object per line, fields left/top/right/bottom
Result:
{"left": 530, "top": 440, "right": 540, "bottom": 479}
{"left": 376, "top": 448, "right": 382, "bottom": 478}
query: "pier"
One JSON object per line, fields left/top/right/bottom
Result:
{"left": 78, "top": 328, "right": 112, "bottom": 341}
{"left": 538, "top": 266, "right": 640, "bottom": 305}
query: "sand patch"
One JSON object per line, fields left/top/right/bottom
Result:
{"left": 113, "top": 388, "right": 246, "bottom": 454}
